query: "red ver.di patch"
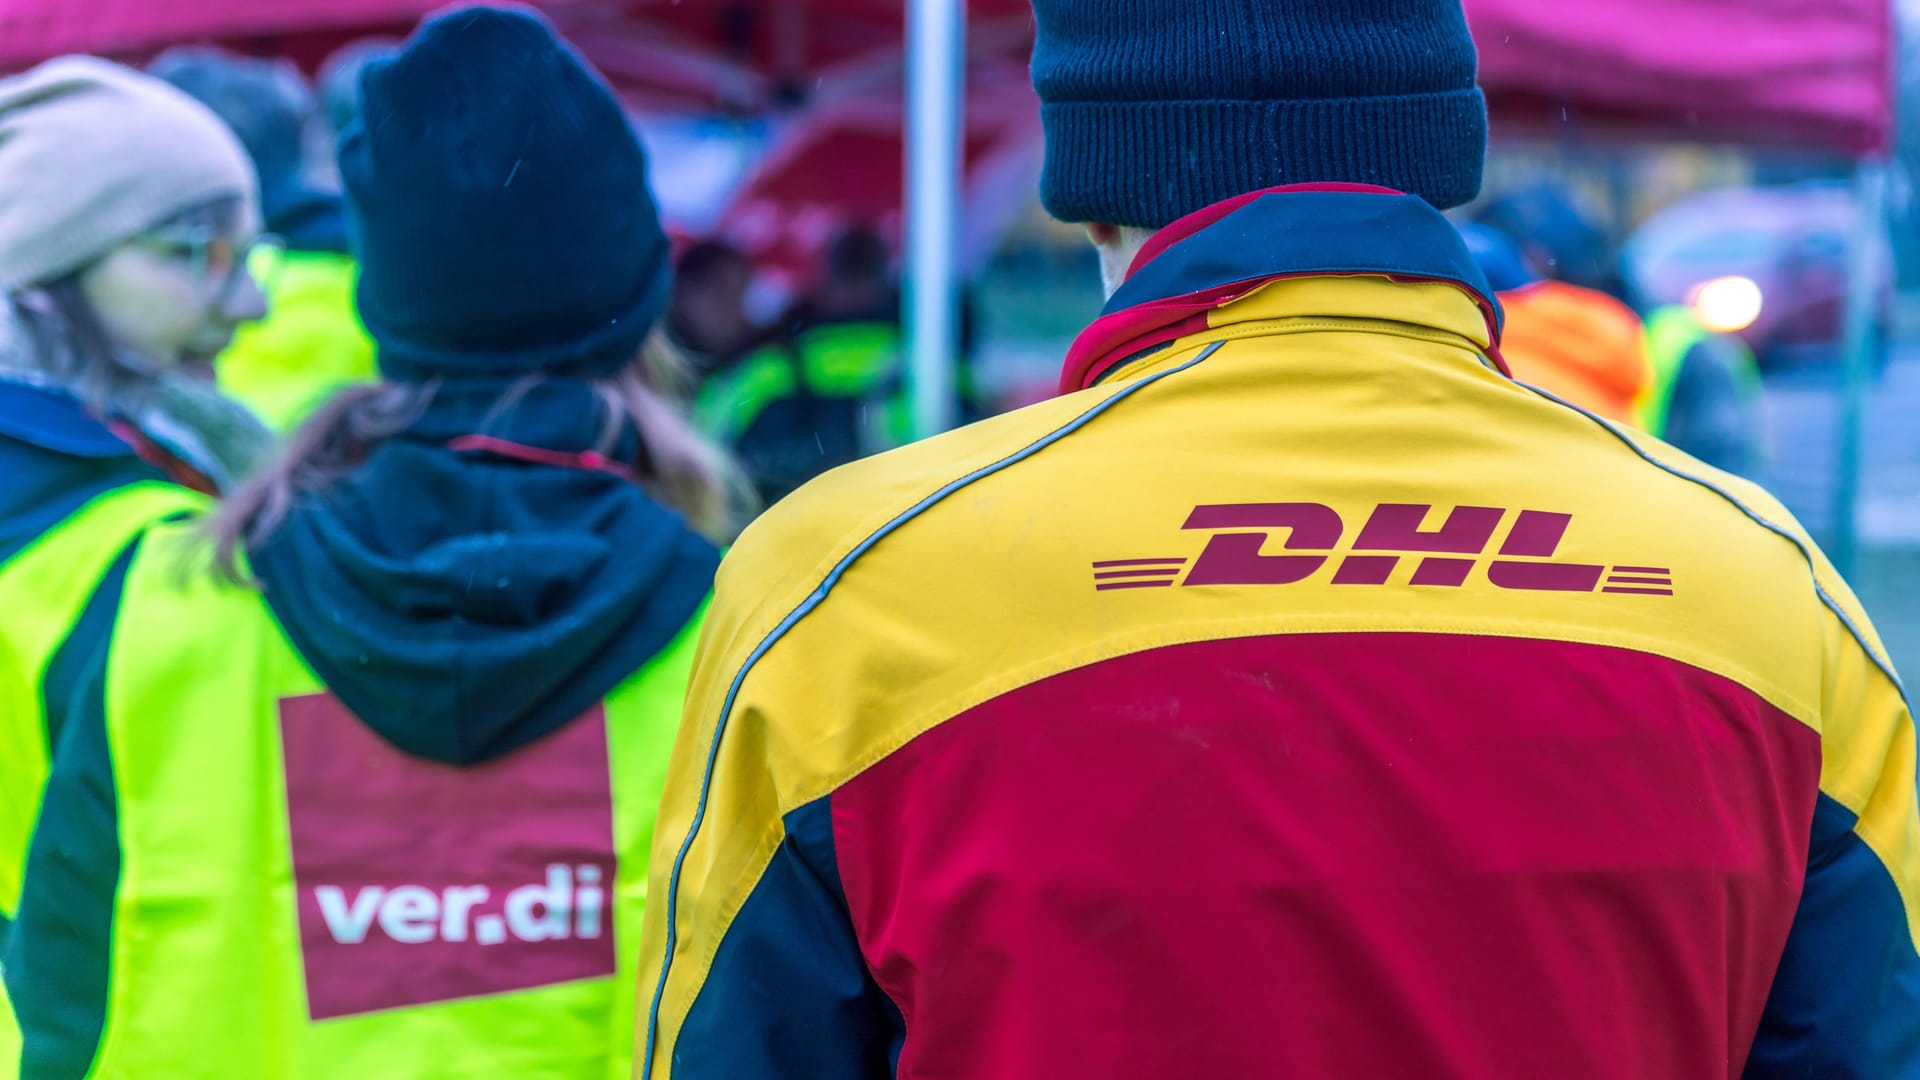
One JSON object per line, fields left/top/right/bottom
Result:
{"left": 280, "top": 694, "right": 618, "bottom": 1020}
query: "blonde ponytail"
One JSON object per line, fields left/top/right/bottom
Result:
{"left": 211, "top": 330, "right": 751, "bottom": 581}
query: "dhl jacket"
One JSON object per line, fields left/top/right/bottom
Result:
{"left": 635, "top": 185, "right": 1920, "bottom": 1079}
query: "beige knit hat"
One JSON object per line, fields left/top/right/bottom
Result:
{"left": 0, "top": 56, "right": 259, "bottom": 292}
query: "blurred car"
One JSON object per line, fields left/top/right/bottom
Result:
{"left": 1621, "top": 181, "right": 1890, "bottom": 369}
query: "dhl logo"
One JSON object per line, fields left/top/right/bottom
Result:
{"left": 1093, "top": 503, "right": 1673, "bottom": 596}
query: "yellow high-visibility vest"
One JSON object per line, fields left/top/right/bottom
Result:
{"left": 59, "top": 523, "right": 702, "bottom": 1078}
{"left": 0, "top": 482, "right": 204, "bottom": 922}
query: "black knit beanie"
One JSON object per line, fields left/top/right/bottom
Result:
{"left": 1030, "top": 0, "right": 1489, "bottom": 227}
{"left": 341, "top": 4, "right": 672, "bottom": 382}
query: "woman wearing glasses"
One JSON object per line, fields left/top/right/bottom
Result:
{"left": 0, "top": 54, "right": 273, "bottom": 1021}
{"left": 6, "top": 9, "right": 743, "bottom": 1076}
{"left": 151, "top": 47, "right": 380, "bottom": 434}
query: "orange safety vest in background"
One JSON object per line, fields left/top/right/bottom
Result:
{"left": 1495, "top": 280, "right": 1652, "bottom": 427}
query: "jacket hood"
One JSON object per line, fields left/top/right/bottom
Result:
{"left": 251, "top": 378, "right": 718, "bottom": 765}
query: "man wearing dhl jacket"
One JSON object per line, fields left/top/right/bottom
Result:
{"left": 635, "top": 1, "right": 1920, "bottom": 1075}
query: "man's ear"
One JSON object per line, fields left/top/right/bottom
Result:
{"left": 1084, "top": 222, "right": 1121, "bottom": 246}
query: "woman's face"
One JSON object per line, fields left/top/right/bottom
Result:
{"left": 78, "top": 221, "right": 269, "bottom": 370}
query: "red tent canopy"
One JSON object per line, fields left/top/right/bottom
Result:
{"left": 0, "top": 0, "right": 451, "bottom": 69}
{"left": 0, "top": 0, "right": 1894, "bottom": 152}
{"left": 0, "top": 0, "right": 1035, "bottom": 112}
{"left": 572, "top": 0, "right": 1034, "bottom": 109}
{"left": 716, "top": 67, "right": 1041, "bottom": 285}
{"left": 1467, "top": 0, "right": 1894, "bottom": 155}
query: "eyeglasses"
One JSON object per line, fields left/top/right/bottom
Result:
{"left": 127, "top": 226, "right": 287, "bottom": 305}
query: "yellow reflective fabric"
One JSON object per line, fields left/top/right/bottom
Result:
{"left": 695, "top": 322, "right": 905, "bottom": 447}
{"left": 0, "top": 975, "right": 18, "bottom": 1080}
{"left": 0, "top": 632, "right": 35, "bottom": 935}
{"left": 1636, "top": 305, "right": 1762, "bottom": 438}
{"left": 693, "top": 348, "right": 796, "bottom": 443}
{"left": 794, "top": 322, "right": 900, "bottom": 397}
{"left": 93, "top": 525, "right": 702, "bottom": 1079}
{"left": 0, "top": 636, "right": 24, "bottom": 1080}
{"left": 1638, "top": 305, "right": 1709, "bottom": 436}
{"left": 793, "top": 322, "right": 906, "bottom": 449}
{"left": 218, "top": 249, "right": 376, "bottom": 433}
{"left": 0, "top": 482, "right": 205, "bottom": 921}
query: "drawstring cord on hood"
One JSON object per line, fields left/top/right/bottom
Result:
{"left": 105, "top": 419, "right": 220, "bottom": 495}
{"left": 446, "top": 433, "right": 640, "bottom": 485}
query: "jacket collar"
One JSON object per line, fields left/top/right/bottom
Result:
{"left": 1060, "top": 184, "right": 1507, "bottom": 393}
{"left": 0, "top": 383, "right": 222, "bottom": 494}
{"left": 0, "top": 381, "right": 137, "bottom": 458}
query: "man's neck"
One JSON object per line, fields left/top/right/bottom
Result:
{"left": 1096, "top": 226, "right": 1155, "bottom": 297}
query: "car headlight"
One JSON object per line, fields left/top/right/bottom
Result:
{"left": 1687, "top": 275, "right": 1764, "bottom": 333}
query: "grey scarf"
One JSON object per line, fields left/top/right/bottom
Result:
{"left": 0, "top": 293, "right": 273, "bottom": 491}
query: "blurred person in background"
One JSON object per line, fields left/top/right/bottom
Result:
{"left": 1637, "top": 294, "right": 1768, "bottom": 475}
{"left": 0, "top": 55, "right": 270, "bottom": 1005}
{"left": 1473, "top": 181, "right": 1621, "bottom": 294}
{"left": 1476, "top": 184, "right": 1764, "bottom": 475}
{"left": 4, "top": 9, "right": 739, "bottom": 1077}
{"left": 1458, "top": 220, "right": 1652, "bottom": 426}
{"left": 668, "top": 238, "right": 758, "bottom": 378}
{"left": 319, "top": 37, "right": 398, "bottom": 141}
{"left": 153, "top": 47, "right": 378, "bottom": 433}
{"left": 696, "top": 223, "right": 906, "bottom": 503}
{"left": 697, "top": 225, "right": 987, "bottom": 506}
{"left": 636, "top": 0, "right": 1919, "bottom": 1075}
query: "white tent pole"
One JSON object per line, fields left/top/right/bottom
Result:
{"left": 904, "top": 0, "right": 965, "bottom": 440}
{"left": 1831, "top": 155, "right": 1888, "bottom": 577}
